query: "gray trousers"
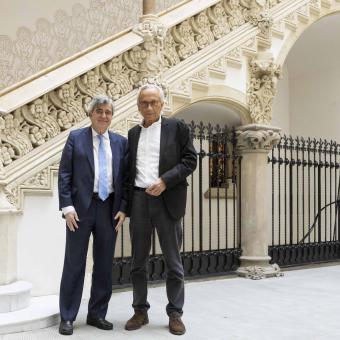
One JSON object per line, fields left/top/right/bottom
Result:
{"left": 129, "top": 190, "right": 184, "bottom": 315}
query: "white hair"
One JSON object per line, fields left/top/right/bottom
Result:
{"left": 137, "top": 84, "right": 165, "bottom": 104}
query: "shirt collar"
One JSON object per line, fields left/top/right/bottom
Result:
{"left": 92, "top": 128, "right": 109, "bottom": 140}
{"left": 139, "top": 114, "right": 162, "bottom": 128}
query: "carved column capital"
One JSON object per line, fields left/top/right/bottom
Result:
{"left": 236, "top": 124, "right": 281, "bottom": 152}
{"left": 247, "top": 52, "right": 282, "bottom": 125}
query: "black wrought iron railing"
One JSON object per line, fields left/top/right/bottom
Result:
{"left": 112, "top": 122, "right": 242, "bottom": 287}
{"left": 268, "top": 136, "right": 340, "bottom": 266}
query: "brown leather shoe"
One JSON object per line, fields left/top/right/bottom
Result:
{"left": 125, "top": 310, "right": 149, "bottom": 331}
{"left": 169, "top": 312, "right": 186, "bottom": 335}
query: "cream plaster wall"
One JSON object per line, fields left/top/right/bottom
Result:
{"left": 16, "top": 174, "right": 65, "bottom": 296}
{"left": 289, "top": 66, "right": 340, "bottom": 141}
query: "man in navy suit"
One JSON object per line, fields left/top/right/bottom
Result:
{"left": 58, "top": 95, "right": 127, "bottom": 335}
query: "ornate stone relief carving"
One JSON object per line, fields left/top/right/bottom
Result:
{"left": 0, "top": 0, "right": 287, "bottom": 170}
{"left": 190, "top": 12, "right": 215, "bottom": 50}
{"left": 223, "top": 0, "right": 247, "bottom": 29}
{"left": 0, "top": 0, "right": 185, "bottom": 91}
{"left": 172, "top": 20, "right": 198, "bottom": 60}
{"left": 133, "top": 19, "right": 167, "bottom": 85}
{"left": 164, "top": 33, "right": 181, "bottom": 68}
{"left": 206, "top": 4, "right": 231, "bottom": 39}
{"left": 247, "top": 53, "right": 282, "bottom": 124}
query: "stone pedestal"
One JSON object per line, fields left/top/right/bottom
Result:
{"left": 0, "top": 188, "right": 59, "bottom": 333}
{"left": 236, "top": 124, "right": 282, "bottom": 279}
{"left": 0, "top": 190, "right": 18, "bottom": 285}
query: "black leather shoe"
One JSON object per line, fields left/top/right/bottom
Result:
{"left": 59, "top": 320, "right": 73, "bottom": 335}
{"left": 86, "top": 316, "right": 113, "bottom": 330}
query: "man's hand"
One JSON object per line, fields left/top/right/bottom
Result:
{"left": 146, "top": 178, "right": 166, "bottom": 196}
{"left": 114, "top": 211, "right": 126, "bottom": 232}
{"left": 65, "top": 211, "right": 79, "bottom": 232}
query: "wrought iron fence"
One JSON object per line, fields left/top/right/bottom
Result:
{"left": 268, "top": 136, "right": 340, "bottom": 266}
{"left": 112, "top": 121, "right": 242, "bottom": 287}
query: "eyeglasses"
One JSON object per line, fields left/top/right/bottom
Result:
{"left": 93, "top": 108, "right": 113, "bottom": 116}
{"left": 139, "top": 100, "right": 161, "bottom": 109}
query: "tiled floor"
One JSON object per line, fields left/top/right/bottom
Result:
{"left": 1, "top": 264, "right": 340, "bottom": 340}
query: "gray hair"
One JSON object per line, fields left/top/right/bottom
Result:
{"left": 137, "top": 84, "right": 165, "bottom": 104}
{"left": 87, "top": 95, "right": 115, "bottom": 116}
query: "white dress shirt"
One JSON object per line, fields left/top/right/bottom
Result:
{"left": 62, "top": 128, "right": 113, "bottom": 215}
{"left": 135, "top": 116, "right": 161, "bottom": 188}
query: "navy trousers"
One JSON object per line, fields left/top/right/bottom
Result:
{"left": 59, "top": 195, "right": 115, "bottom": 322}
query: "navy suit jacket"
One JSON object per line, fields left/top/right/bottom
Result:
{"left": 58, "top": 127, "right": 128, "bottom": 223}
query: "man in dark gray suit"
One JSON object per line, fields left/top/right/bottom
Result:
{"left": 58, "top": 95, "right": 127, "bottom": 335}
{"left": 124, "top": 84, "right": 197, "bottom": 335}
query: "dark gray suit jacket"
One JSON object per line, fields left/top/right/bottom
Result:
{"left": 126, "top": 117, "right": 197, "bottom": 220}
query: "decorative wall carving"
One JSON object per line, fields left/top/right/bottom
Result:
{"left": 247, "top": 53, "right": 282, "bottom": 124}
{"left": 0, "top": 0, "right": 183, "bottom": 91}
{"left": 0, "top": 0, "right": 287, "bottom": 172}
{"left": 133, "top": 19, "right": 167, "bottom": 84}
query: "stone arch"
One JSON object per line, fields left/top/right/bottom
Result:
{"left": 169, "top": 84, "right": 251, "bottom": 126}
{"left": 276, "top": 8, "right": 340, "bottom": 66}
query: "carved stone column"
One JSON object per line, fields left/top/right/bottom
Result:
{"left": 143, "top": 0, "right": 156, "bottom": 15}
{"left": 236, "top": 49, "right": 283, "bottom": 279}
{"left": 236, "top": 124, "right": 281, "bottom": 279}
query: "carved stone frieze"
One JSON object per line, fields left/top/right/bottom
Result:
{"left": 0, "top": 112, "right": 33, "bottom": 162}
{"left": 223, "top": 0, "right": 247, "bottom": 29}
{"left": 209, "top": 56, "right": 227, "bottom": 74}
{"left": 206, "top": 3, "right": 231, "bottom": 39}
{"left": 236, "top": 126, "right": 281, "bottom": 151}
{"left": 190, "top": 12, "right": 215, "bottom": 50}
{"left": 172, "top": 20, "right": 198, "bottom": 60}
{"left": 227, "top": 47, "right": 242, "bottom": 60}
{"left": 191, "top": 70, "right": 209, "bottom": 83}
{"left": 23, "top": 169, "right": 49, "bottom": 187}
{"left": 247, "top": 53, "right": 282, "bottom": 124}
{"left": 256, "top": 12, "right": 274, "bottom": 39}
{"left": 164, "top": 33, "right": 180, "bottom": 68}
{"left": 0, "top": 0, "right": 287, "bottom": 170}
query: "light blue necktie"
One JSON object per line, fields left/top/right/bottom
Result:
{"left": 97, "top": 134, "right": 109, "bottom": 201}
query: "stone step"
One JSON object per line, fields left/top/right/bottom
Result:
{"left": 0, "top": 295, "right": 59, "bottom": 335}
{"left": 0, "top": 281, "right": 32, "bottom": 312}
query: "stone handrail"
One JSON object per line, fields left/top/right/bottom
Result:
{"left": 1, "top": 0, "right": 336, "bottom": 210}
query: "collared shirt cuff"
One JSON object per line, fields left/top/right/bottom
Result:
{"left": 62, "top": 206, "right": 75, "bottom": 215}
